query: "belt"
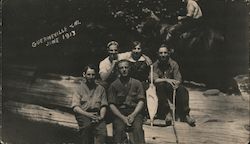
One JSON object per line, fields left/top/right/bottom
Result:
{"left": 86, "top": 108, "right": 99, "bottom": 113}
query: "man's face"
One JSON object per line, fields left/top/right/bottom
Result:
{"left": 118, "top": 61, "right": 130, "bottom": 77}
{"left": 84, "top": 68, "right": 96, "bottom": 83}
{"left": 108, "top": 45, "right": 118, "bottom": 61}
{"left": 158, "top": 47, "right": 170, "bottom": 62}
{"left": 131, "top": 44, "right": 142, "bottom": 60}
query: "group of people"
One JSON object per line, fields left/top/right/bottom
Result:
{"left": 71, "top": 0, "right": 203, "bottom": 143}
{"left": 72, "top": 40, "right": 196, "bottom": 144}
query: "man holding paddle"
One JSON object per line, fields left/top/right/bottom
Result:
{"left": 152, "top": 45, "right": 195, "bottom": 127}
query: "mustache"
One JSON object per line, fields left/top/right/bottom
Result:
{"left": 160, "top": 56, "right": 169, "bottom": 58}
{"left": 159, "top": 56, "right": 169, "bottom": 60}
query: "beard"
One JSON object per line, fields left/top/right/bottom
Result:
{"left": 159, "top": 55, "right": 170, "bottom": 62}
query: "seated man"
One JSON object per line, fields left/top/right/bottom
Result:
{"left": 99, "top": 41, "right": 129, "bottom": 124}
{"left": 108, "top": 60, "right": 146, "bottom": 144}
{"left": 152, "top": 45, "right": 195, "bottom": 127}
{"left": 72, "top": 64, "right": 108, "bottom": 144}
{"left": 166, "top": 0, "right": 203, "bottom": 43}
{"left": 122, "top": 41, "right": 152, "bottom": 89}
{"left": 99, "top": 41, "right": 125, "bottom": 89}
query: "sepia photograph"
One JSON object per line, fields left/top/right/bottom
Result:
{"left": 2, "top": 0, "right": 249, "bottom": 143}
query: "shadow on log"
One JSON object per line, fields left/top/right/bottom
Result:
{"left": 4, "top": 101, "right": 78, "bottom": 130}
{"left": 3, "top": 65, "right": 83, "bottom": 143}
{"left": 4, "top": 65, "right": 82, "bottom": 110}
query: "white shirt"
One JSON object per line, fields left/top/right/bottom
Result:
{"left": 187, "top": 0, "right": 202, "bottom": 19}
{"left": 99, "top": 52, "right": 152, "bottom": 81}
{"left": 99, "top": 53, "right": 128, "bottom": 76}
{"left": 121, "top": 51, "right": 152, "bottom": 65}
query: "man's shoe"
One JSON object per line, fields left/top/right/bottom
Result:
{"left": 184, "top": 115, "right": 196, "bottom": 127}
{"left": 165, "top": 112, "right": 172, "bottom": 126}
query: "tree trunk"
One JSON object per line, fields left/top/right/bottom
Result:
{"left": 4, "top": 101, "right": 79, "bottom": 130}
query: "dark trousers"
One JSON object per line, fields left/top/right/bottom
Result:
{"left": 166, "top": 18, "right": 203, "bottom": 43}
{"left": 75, "top": 114, "right": 107, "bottom": 144}
{"left": 113, "top": 113, "right": 145, "bottom": 144}
{"left": 155, "top": 82, "right": 190, "bottom": 120}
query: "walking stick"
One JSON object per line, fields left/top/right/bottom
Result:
{"left": 172, "top": 88, "right": 179, "bottom": 144}
{"left": 168, "top": 87, "right": 179, "bottom": 144}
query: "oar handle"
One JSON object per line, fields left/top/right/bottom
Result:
{"left": 150, "top": 65, "right": 153, "bottom": 85}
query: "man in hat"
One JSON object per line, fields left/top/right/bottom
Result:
{"left": 99, "top": 41, "right": 123, "bottom": 89}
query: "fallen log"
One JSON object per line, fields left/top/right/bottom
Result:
{"left": 4, "top": 101, "right": 79, "bottom": 130}
{"left": 5, "top": 65, "right": 82, "bottom": 109}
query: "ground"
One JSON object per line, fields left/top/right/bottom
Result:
{"left": 142, "top": 87, "right": 249, "bottom": 144}
{"left": 106, "top": 86, "right": 250, "bottom": 144}
{"left": 2, "top": 86, "right": 250, "bottom": 144}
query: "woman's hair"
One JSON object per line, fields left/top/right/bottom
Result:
{"left": 130, "top": 41, "right": 141, "bottom": 49}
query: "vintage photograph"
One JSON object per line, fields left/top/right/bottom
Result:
{"left": 2, "top": 0, "right": 249, "bottom": 143}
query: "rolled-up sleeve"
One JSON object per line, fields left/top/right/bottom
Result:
{"left": 136, "top": 81, "right": 145, "bottom": 102}
{"left": 100, "top": 88, "right": 108, "bottom": 108}
{"left": 173, "top": 62, "right": 182, "bottom": 82}
{"left": 99, "top": 60, "right": 107, "bottom": 75}
{"left": 152, "top": 62, "right": 160, "bottom": 81}
{"left": 71, "top": 88, "right": 81, "bottom": 109}
{"left": 187, "top": 2, "right": 195, "bottom": 18}
{"left": 152, "top": 71, "right": 160, "bottom": 81}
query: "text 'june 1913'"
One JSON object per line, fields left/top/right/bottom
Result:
{"left": 31, "top": 20, "right": 81, "bottom": 48}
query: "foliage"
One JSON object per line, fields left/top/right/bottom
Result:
{"left": 105, "top": 0, "right": 184, "bottom": 32}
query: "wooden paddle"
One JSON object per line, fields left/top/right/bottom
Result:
{"left": 146, "top": 65, "right": 158, "bottom": 126}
